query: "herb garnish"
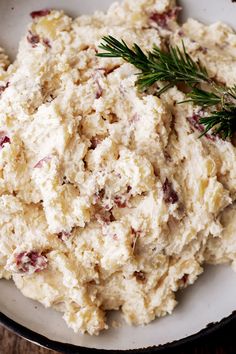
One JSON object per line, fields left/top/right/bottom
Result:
{"left": 97, "top": 36, "right": 236, "bottom": 139}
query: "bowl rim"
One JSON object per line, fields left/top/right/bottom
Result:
{"left": 1, "top": 310, "right": 236, "bottom": 353}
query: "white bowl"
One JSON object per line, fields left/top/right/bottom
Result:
{"left": 0, "top": 1, "right": 236, "bottom": 352}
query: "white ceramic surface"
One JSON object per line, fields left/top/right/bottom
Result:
{"left": 0, "top": 0, "right": 236, "bottom": 351}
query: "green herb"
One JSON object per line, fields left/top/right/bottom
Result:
{"left": 199, "top": 107, "right": 236, "bottom": 139}
{"left": 182, "top": 88, "right": 221, "bottom": 107}
{"left": 97, "top": 35, "right": 236, "bottom": 139}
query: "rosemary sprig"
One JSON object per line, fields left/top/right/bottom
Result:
{"left": 97, "top": 36, "right": 236, "bottom": 139}
{"left": 98, "top": 35, "right": 210, "bottom": 93}
{"left": 199, "top": 107, "right": 236, "bottom": 139}
{"left": 183, "top": 88, "right": 221, "bottom": 107}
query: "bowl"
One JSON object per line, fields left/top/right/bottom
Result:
{"left": 0, "top": 0, "right": 236, "bottom": 352}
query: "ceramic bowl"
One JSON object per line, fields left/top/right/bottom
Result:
{"left": 0, "top": 0, "right": 236, "bottom": 352}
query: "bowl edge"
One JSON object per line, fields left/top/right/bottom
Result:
{"left": 1, "top": 310, "right": 236, "bottom": 353}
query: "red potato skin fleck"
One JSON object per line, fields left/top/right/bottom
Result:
{"left": 95, "top": 209, "right": 116, "bottom": 224}
{"left": 33, "top": 156, "right": 51, "bottom": 168}
{"left": 27, "top": 31, "right": 51, "bottom": 49}
{"left": 58, "top": 231, "right": 71, "bottom": 240}
{"left": 182, "top": 273, "right": 189, "bottom": 285}
{"left": 94, "top": 189, "right": 105, "bottom": 203}
{"left": 93, "top": 189, "right": 116, "bottom": 223}
{"left": 198, "top": 46, "right": 208, "bottom": 54}
{"left": 15, "top": 251, "right": 47, "bottom": 273}
{"left": 149, "top": 6, "right": 182, "bottom": 28}
{"left": 95, "top": 81, "right": 103, "bottom": 99}
{"left": 131, "top": 227, "right": 142, "bottom": 249}
{"left": 133, "top": 271, "right": 146, "bottom": 283}
{"left": 30, "top": 9, "right": 51, "bottom": 19}
{"left": 178, "top": 29, "right": 185, "bottom": 37}
{"left": 90, "top": 136, "right": 102, "bottom": 150}
{"left": 114, "top": 196, "right": 127, "bottom": 208}
{"left": 162, "top": 178, "right": 178, "bottom": 204}
{"left": 43, "top": 38, "right": 51, "bottom": 48}
{"left": 150, "top": 11, "right": 170, "bottom": 28}
{"left": 0, "top": 82, "right": 9, "bottom": 96}
{"left": 187, "top": 114, "right": 204, "bottom": 132}
{"left": 0, "top": 133, "right": 10, "bottom": 149}
{"left": 27, "top": 31, "right": 40, "bottom": 48}
{"left": 131, "top": 227, "right": 142, "bottom": 238}
{"left": 187, "top": 114, "right": 217, "bottom": 142}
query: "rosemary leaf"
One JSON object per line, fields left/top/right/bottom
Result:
{"left": 183, "top": 88, "right": 222, "bottom": 107}
{"left": 200, "top": 107, "right": 236, "bottom": 139}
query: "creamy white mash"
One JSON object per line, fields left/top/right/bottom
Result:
{"left": 0, "top": 0, "right": 236, "bottom": 335}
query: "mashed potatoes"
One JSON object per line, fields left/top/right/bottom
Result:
{"left": 0, "top": 0, "right": 236, "bottom": 335}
